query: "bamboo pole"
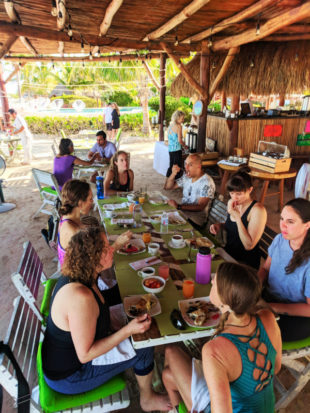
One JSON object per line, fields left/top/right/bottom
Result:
{"left": 143, "top": 61, "right": 160, "bottom": 91}
{"left": 209, "top": 47, "right": 239, "bottom": 98}
{"left": 0, "top": 63, "right": 10, "bottom": 128}
{"left": 144, "top": 0, "right": 211, "bottom": 41}
{"left": 0, "top": 36, "right": 18, "bottom": 59}
{"left": 159, "top": 53, "right": 166, "bottom": 141}
{"left": 197, "top": 41, "right": 210, "bottom": 153}
{"left": 19, "top": 36, "right": 38, "bottom": 56}
{"left": 100, "top": 0, "right": 124, "bottom": 36}
{"left": 4, "top": 63, "right": 25, "bottom": 84}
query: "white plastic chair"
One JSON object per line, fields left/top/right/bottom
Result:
{"left": 32, "top": 168, "right": 61, "bottom": 218}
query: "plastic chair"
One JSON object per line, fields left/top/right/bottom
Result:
{"left": 275, "top": 338, "right": 310, "bottom": 410}
{"left": 11, "top": 241, "right": 60, "bottom": 321}
{"left": 32, "top": 168, "right": 61, "bottom": 218}
{"left": 0, "top": 296, "right": 130, "bottom": 413}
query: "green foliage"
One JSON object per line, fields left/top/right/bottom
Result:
{"left": 148, "top": 96, "right": 191, "bottom": 123}
{"left": 179, "top": 97, "right": 191, "bottom": 107}
{"left": 208, "top": 101, "right": 221, "bottom": 112}
{"left": 101, "top": 91, "right": 138, "bottom": 106}
{"left": 50, "top": 95, "right": 98, "bottom": 108}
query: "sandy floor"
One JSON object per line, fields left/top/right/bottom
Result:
{"left": 0, "top": 134, "right": 308, "bottom": 412}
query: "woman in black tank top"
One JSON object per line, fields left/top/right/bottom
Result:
{"left": 104, "top": 151, "right": 134, "bottom": 196}
{"left": 42, "top": 227, "right": 171, "bottom": 411}
{"left": 210, "top": 167, "right": 267, "bottom": 269}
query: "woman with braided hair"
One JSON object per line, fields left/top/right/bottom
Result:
{"left": 163, "top": 262, "right": 281, "bottom": 413}
{"left": 104, "top": 151, "right": 134, "bottom": 196}
{"left": 258, "top": 197, "right": 310, "bottom": 341}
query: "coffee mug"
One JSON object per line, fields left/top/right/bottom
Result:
{"left": 138, "top": 266, "right": 155, "bottom": 278}
{"left": 127, "top": 193, "right": 135, "bottom": 202}
{"left": 148, "top": 242, "right": 160, "bottom": 256}
{"left": 171, "top": 235, "right": 184, "bottom": 247}
{"left": 105, "top": 209, "right": 114, "bottom": 218}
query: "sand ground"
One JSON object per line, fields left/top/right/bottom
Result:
{"left": 0, "top": 134, "right": 309, "bottom": 412}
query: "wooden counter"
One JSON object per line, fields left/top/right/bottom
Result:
{"left": 206, "top": 114, "right": 310, "bottom": 157}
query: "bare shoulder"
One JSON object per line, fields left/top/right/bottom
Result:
{"left": 257, "top": 310, "right": 281, "bottom": 348}
{"left": 252, "top": 202, "right": 266, "bottom": 213}
{"left": 128, "top": 169, "right": 134, "bottom": 177}
{"left": 257, "top": 309, "right": 277, "bottom": 328}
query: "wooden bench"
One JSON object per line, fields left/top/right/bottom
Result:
{"left": 0, "top": 296, "right": 130, "bottom": 413}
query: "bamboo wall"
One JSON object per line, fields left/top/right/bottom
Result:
{"left": 206, "top": 116, "right": 230, "bottom": 155}
{"left": 207, "top": 115, "right": 310, "bottom": 156}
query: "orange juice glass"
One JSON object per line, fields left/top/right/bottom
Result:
{"left": 159, "top": 265, "right": 169, "bottom": 280}
{"left": 129, "top": 203, "right": 135, "bottom": 213}
{"left": 138, "top": 196, "right": 145, "bottom": 204}
{"left": 142, "top": 232, "right": 151, "bottom": 244}
{"left": 182, "top": 280, "right": 195, "bottom": 299}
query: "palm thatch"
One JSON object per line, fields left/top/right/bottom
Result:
{"left": 171, "top": 41, "right": 310, "bottom": 98}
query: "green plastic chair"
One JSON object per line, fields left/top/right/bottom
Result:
{"left": 115, "top": 128, "right": 122, "bottom": 150}
{"left": 32, "top": 168, "right": 61, "bottom": 218}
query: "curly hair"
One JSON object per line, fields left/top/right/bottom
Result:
{"left": 62, "top": 227, "right": 105, "bottom": 286}
{"left": 59, "top": 179, "right": 90, "bottom": 216}
{"left": 109, "top": 151, "right": 129, "bottom": 189}
{"left": 284, "top": 198, "right": 310, "bottom": 274}
{"left": 214, "top": 262, "right": 267, "bottom": 335}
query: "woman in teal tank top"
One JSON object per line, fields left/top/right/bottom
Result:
{"left": 163, "top": 263, "right": 282, "bottom": 413}
{"left": 166, "top": 110, "right": 187, "bottom": 180}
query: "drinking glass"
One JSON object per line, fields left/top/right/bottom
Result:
{"left": 158, "top": 265, "right": 169, "bottom": 280}
{"left": 142, "top": 232, "right": 151, "bottom": 244}
{"left": 139, "top": 196, "right": 145, "bottom": 204}
{"left": 182, "top": 280, "right": 195, "bottom": 299}
{"left": 129, "top": 203, "right": 135, "bottom": 213}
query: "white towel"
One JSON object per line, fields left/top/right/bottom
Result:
{"left": 92, "top": 304, "right": 136, "bottom": 366}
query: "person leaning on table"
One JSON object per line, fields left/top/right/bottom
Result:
{"left": 88, "top": 130, "right": 116, "bottom": 183}
{"left": 258, "top": 197, "right": 310, "bottom": 342}
{"left": 164, "top": 153, "right": 215, "bottom": 226}
{"left": 42, "top": 227, "right": 172, "bottom": 412}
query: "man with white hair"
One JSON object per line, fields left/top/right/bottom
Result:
{"left": 165, "top": 153, "right": 215, "bottom": 226}
{"left": 8, "top": 108, "right": 33, "bottom": 165}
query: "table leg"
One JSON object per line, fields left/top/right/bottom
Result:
{"left": 220, "top": 170, "right": 230, "bottom": 195}
{"left": 259, "top": 180, "right": 270, "bottom": 205}
{"left": 278, "top": 179, "right": 284, "bottom": 212}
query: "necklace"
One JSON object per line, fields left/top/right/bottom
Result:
{"left": 225, "top": 315, "right": 253, "bottom": 329}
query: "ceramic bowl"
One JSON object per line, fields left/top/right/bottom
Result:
{"left": 142, "top": 276, "right": 166, "bottom": 294}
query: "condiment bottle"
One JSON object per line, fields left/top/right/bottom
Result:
{"left": 195, "top": 247, "right": 211, "bottom": 284}
{"left": 96, "top": 176, "right": 104, "bottom": 200}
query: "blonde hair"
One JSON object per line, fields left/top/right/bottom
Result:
{"left": 112, "top": 102, "right": 120, "bottom": 115}
{"left": 170, "top": 110, "right": 185, "bottom": 126}
{"left": 109, "top": 151, "right": 128, "bottom": 189}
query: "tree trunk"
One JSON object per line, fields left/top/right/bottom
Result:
{"left": 0, "top": 63, "right": 10, "bottom": 127}
{"left": 197, "top": 41, "right": 210, "bottom": 153}
{"left": 159, "top": 53, "right": 166, "bottom": 141}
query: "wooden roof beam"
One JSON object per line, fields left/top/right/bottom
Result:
{"left": 182, "top": 0, "right": 276, "bottom": 43}
{"left": 0, "top": 21, "right": 199, "bottom": 52}
{"left": 160, "top": 42, "right": 207, "bottom": 99}
{"left": 19, "top": 36, "right": 38, "bottom": 56}
{"left": 143, "top": 0, "right": 210, "bottom": 41}
{"left": 0, "top": 36, "right": 18, "bottom": 59}
{"left": 213, "top": 1, "right": 310, "bottom": 51}
{"left": 209, "top": 47, "right": 239, "bottom": 98}
{"left": 4, "top": 0, "right": 20, "bottom": 23}
{"left": 142, "top": 61, "right": 160, "bottom": 91}
{"left": 57, "top": 0, "right": 66, "bottom": 30}
{"left": 4, "top": 63, "right": 25, "bottom": 84}
{"left": 264, "top": 33, "right": 310, "bottom": 41}
{"left": 100, "top": 0, "right": 123, "bottom": 36}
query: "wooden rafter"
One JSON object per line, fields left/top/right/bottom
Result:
{"left": 4, "top": 0, "right": 20, "bottom": 23}
{"left": 182, "top": 0, "right": 276, "bottom": 43}
{"left": 4, "top": 53, "right": 163, "bottom": 63}
{"left": 142, "top": 61, "right": 160, "bottom": 91}
{"left": 265, "top": 33, "right": 310, "bottom": 41}
{"left": 57, "top": 0, "right": 66, "bottom": 30}
{"left": 143, "top": 0, "right": 210, "bottom": 41}
{"left": 19, "top": 36, "right": 38, "bottom": 56}
{"left": 58, "top": 41, "right": 65, "bottom": 56}
{"left": 209, "top": 47, "right": 239, "bottom": 98}
{"left": 0, "top": 21, "right": 198, "bottom": 52}
{"left": 4, "top": 63, "right": 25, "bottom": 84}
{"left": 100, "top": 0, "right": 123, "bottom": 36}
{"left": 0, "top": 36, "right": 18, "bottom": 59}
{"left": 160, "top": 42, "right": 207, "bottom": 99}
{"left": 213, "top": 1, "right": 310, "bottom": 51}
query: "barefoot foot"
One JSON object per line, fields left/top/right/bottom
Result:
{"left": 140, "top": 391, "right": 172, "bottom": 412}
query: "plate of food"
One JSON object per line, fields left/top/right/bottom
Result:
{"left": 148, "top": 192, "right": 168, "bottom": 205}
{"left": 184, "top": 237, "right": 214, "bottom": 250}
{"left": 149, "top": 214, "right": 162, "bottom": 223}
{"left": 178, "top": 297, "right": 220, "bottom": 329}
{"left": 123, "top": 294, "right": 161, "bottom": 318}
{"left": 117, "top": 239, "right": 146, "bottom": 255}
{"left": 168, "top": 211, "right": 186, "bottom": 225}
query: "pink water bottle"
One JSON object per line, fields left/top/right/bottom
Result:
{"left": 195, "top": 247, "right": 211, "bottom": 284}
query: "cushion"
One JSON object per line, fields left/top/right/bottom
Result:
{"left": 40, "top": 279, "right": 58, "bottom": 320}
{"left": 37, "top": 342, "right": 126, "bottom": 413}
{"left": 178, "top": 401, "right": 187, "bottom": 413}
{"left": 282, "top": 335, "right": 310, "bottom": 351}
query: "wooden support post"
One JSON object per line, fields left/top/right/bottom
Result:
{"left": 159, "top": 53, "right": 166, "bottom": 142}
{"left": 221, "top": 91, "right": 226, "bottom": 111}
{"left": 0, "top": 63, "right": 10, "bottom": 127}
{"left": 279, "top": 94, "right": 285, "bottom": 107}
{"left": 197, "top": 41, "right": 210, "bottom": 153}
{"left": 227, "top": 94, "right": 240, "bottom": 154}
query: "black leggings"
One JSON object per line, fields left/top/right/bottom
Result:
{"left": 166, "top": 150, "right": 183, "bottom": 180}
{"left": 277, "top": 314, "right": 310, "bottom": 342}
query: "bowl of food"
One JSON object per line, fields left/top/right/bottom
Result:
{"left": 142, "top": 276, "right": 166, "bottom": 294}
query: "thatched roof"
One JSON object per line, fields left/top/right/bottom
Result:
{"left": 171, "top": 41, "right": 310, "bottom": 97}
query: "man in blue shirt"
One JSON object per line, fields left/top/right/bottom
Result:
{"left": 88, "top": 130, "right": 116, "bottom": 161}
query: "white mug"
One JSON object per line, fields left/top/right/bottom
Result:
{"left": 171, "top": 235, "right": 184, "bottom": 247}
{"left": 105, "top": 209, "right": 114, "bottom": 218}
{"left": 148, "top": 242, "right": 160, "bottom": 256}
{"left": 127, "top": 193, "right": 135, "bottom": 202}
{"left": 138, "top": 267, "right": 155, "bottom": 278}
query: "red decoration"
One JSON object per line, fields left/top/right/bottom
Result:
{"left": 263, "top": 124, "right": 283, "bottom": 137}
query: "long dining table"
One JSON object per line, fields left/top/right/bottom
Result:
{"left": 96, "top": 194, "right": 235, "bottom": 349}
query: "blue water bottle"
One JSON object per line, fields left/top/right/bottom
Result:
{"left": 96, "top": 176, "right": 104, "bottom": 199}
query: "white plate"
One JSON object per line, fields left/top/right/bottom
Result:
{"left": 168, "top": 211, "right": 186, "bottom": 225}
{"left": 178, "top": 297, "right": 221, "bottom": 329}
{"left": 123, "top": 294, "right": 161, "bottom": 318}
{"left": 149, "top": 214, "right": 162, "bottom": 223}
{"left": 168, "top": 240, "right": 187, "bottom": 249}
{"left": 185, "top": 237, "right": 215, "bottom": 250}
{"left": 117, "top": 238, "right": 146, "bottom": 255}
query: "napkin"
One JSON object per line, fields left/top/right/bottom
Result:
{"left": 102, "top": 202, "right": 129, "bottom": 210}
{"left": 129, "top": 256, "right": 162, "bottom": 271}
{"left": 92, "top": 304, "right": 136, "bottom": 366}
